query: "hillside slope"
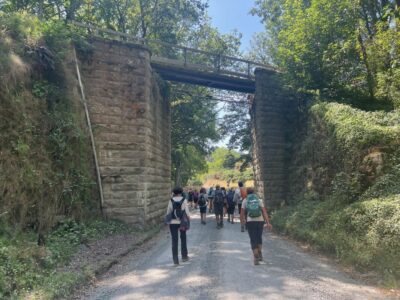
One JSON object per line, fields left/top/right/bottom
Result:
{"left": 274, "top": 101, "right": 400, "bottom": 287}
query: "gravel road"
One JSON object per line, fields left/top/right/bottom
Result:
{"left": 76, "top": 210, "right": 393, "bottom": 300}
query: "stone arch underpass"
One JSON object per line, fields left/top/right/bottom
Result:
{"left": 75, "top": 36, "right": 292, "bottom": 228}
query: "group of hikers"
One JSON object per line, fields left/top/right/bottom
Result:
{"left": 165, "top": 181, "right": 272, "bottom": 267}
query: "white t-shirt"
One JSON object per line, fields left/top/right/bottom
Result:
{"left": 166, "top": 196, "right": 190, "bottom": 224}
{"left": 242, "top": 197, "right": 265, "bottom": 222}
{"left": 233, "top": 188, "right": 242, "bottom": 204}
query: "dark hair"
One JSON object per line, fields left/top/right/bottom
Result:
{"left": 247, "top": 187, "right": 254, "bottom": 194}
{"left": 238, "top": 181, "right": 243, "bottom": 187}
{"left": 173, "top": 186, "right": 183, "bottom": 195}
{"left": 200, "top": 187, "right": 206, "bottom": 194}
{"left": 216, "top": 184, "right": 220, "bottom": 189}
{"left": 221, "top": 187, "right": 226, "bottom": 191}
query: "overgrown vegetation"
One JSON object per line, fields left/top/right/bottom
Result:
{"left": 0, "top": 14, "right": 98, "bottom": 232}
{"left": 0, "top": 218, "right": 138, "bottom": 299}
{"left": 274, "top": 101, "right": 400, "bottom": 287}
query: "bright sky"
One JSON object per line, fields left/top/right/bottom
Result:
{"left": 207, "top": 0, "right": 264, "bottom": 52}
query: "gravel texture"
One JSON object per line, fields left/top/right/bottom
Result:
{"left": 71, "top": 210, "right": 398, "bottom": 300}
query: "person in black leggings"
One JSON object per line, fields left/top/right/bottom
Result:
{"left": 240, "top": 187, "right": 272, "bottom": 265}
{"left": 166, "top": 187, "right": 190, "bottom": 266}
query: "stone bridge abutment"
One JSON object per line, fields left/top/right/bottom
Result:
{"left": 252, "top": 69, "right": 291, "bottom": 209}
{"left": 79, "top": 38, "right": 171, "bottom": 227}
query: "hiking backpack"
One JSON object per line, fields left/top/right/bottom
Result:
{"left": 171, "top": 198, "right": 185, "bottom": 219}
{"left": 246, "top": 194, "right": 262, "bottom": 218}
{"left": 198, "top": 194, "right": 207, "bottom": 207}
{"left": 226, "top": 191, "right": 235, "bottom": 206}
{"left": 214, "top": 190, "right": 224, "bottom": 206}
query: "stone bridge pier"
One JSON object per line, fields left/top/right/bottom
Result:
{"left": 252, "top": 69, "right": 291, "bottom": 209}
{"left": 79, "top": 38, "right": 171, "bottom": 228}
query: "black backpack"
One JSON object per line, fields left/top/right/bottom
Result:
{"left": 171, "top": 198, "right": 185, "bottom": 219}
{"left": 198, "top": 194, "right": 207, "bottom": 207}
{"left": 214, "top": 190, "right": 224, "bottom": 206}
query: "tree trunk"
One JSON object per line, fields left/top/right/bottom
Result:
{"left": 138, "top": 0, "right": 147, "bottom": 38}
{"left": 357, "top": 31, "right": 375, "bottom": 99}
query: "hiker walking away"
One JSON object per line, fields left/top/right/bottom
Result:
{"left": 234, "top": 181, "right": 247, "bottom": 232}
{"left": 240, "top": 187, "right": 272, "bottom": 265}
{"left": 213, "top": 185, "right": 225, "bottom": 229}
{"left": 166, "top": 187, "right": 190, "bottom": 266}
{"left": 221, "top": 187, "right": 227, "bottom": 218}
{"left": 188, "top": 189, "right": 194, "bottom": 209}
{"left": 226, "top": 187, "right": 236, "bottom": 224}
{"left": 193, "top": 189, "right": 199, "bottom": 209}
{"left": 208, "top": 186, "right": 215, "bottom": 213}
{"left": 198, "top": 187, "right": 208, "bottom": 224}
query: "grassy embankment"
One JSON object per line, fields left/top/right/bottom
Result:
{"left": 273, "top": 101, "right": 400, "bottom": 287}
{"left": 0, "top": 14, "right": 148, "bottom": 299}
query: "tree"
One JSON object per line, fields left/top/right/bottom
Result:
{"left": 170, "top": 85, "right": 219, "bottom": 186}
{"left": 252, "top": 0, "right": 400, "bottom": 107}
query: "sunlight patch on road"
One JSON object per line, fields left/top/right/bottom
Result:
{"left": 180, "top": 274, "right": 212, "bottom": 286}
{"left": 106, "top": 268, "right": 169, "bottom": 289}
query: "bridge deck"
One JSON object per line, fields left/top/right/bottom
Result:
{"left": 151, "top": 57, "right": 256, "bottom": 93}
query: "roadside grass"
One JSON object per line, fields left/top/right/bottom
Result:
{"left": 271, "top": 196, "right": 400, "bottom": 288}
{"left": 0, "top": 218, "right": 142, "bottom": 299}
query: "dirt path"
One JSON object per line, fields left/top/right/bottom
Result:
{"left": 73, "top": 210, "right": 394, "bottom": 300}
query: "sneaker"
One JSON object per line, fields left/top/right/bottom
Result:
{"left": 241, "top": 226, "right": 245, "bottom": 232}
{"left": 182, "top": 256, "right": 189, "bottom": 262}
{"left": 254, "top": 259, "right": 260, "bottom": 266}
{"left": 173, "top": 263, "right": 179, "bottom": 267}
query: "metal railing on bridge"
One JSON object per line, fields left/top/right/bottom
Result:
{"left": 69, "top": 21, "right": 273, "bottom": 81}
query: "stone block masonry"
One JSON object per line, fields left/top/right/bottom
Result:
{"left": 79, "top": 38, "right": 171, "bottom": 228}
{"left": 252, "top": 68, "right": 292, "bottom": 209}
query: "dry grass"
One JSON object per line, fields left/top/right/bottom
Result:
{"left": 202, "top": 179, "right": 254, "bottom": 189}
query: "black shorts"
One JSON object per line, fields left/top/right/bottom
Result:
{"left": 199, "top": 206, "right": 207, "bottom": 214}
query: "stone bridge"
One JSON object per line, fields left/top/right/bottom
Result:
{"left": 75, "top": 37, "right": 292, "bottom": 227}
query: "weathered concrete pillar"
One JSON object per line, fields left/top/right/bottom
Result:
{"left": 251, "top": 68, "right": 287, "bottom": 208}
{"left": 79, "top": 38, "right": 171, "bottom": 228}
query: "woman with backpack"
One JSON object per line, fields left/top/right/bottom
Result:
{"left": 240, "top": 187, "right": 272, "bottom": 265}
{"left": 166, "top": 187, "right": 191, "bottom": 266}
{"left": 198, "top": 187, "right": 208, "bottom": 224}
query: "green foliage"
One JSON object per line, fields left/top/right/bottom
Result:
{"left": 196, "top": 147, "right": 253, "bottom": 185}
{"left": 310, "top": 102, "right": 400, "bottom": 151}
{"left": 170, "top": 85, "right": 219, "bottom": 186}
{"left": 252, "top": 0, "right": 400, "bottom": 107}
{"left": 272, "top": 196, "right": 400, "bottom": 287}
{"left": 278, "top": 98, "right": 400, "bottom": 287}
{"left": 0, "top": 218, "right": 135, "bottom": 298}
{"left": 0, "top": 14, "right": 97, "bottom": 231}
